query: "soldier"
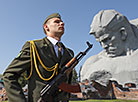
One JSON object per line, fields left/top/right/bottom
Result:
{"left": 3, "top": 13, "right": 74, "bottom": 102}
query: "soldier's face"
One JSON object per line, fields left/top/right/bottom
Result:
{"left": 94, "top": 28, "right": 126, "bottom": 57}
{"left": 46, "top": 18, "right": 64, "bottom": 37}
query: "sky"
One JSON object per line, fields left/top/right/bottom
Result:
{"left": 0, "top": 0, "right": 138, "bottom": 75}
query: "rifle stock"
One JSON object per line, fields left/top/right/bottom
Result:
{"left": 37, "top": 41, "right": 93, "bottom": 102}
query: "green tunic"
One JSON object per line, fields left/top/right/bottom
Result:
{"left": 3, "top": 37, "right": 74, "bottom": 102}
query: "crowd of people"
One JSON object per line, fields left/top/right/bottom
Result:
{"left": 0, "top": 79, "right": 8, "bottom": 101}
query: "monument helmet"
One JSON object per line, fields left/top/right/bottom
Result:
{"left": 89, "top": 9, "right": 130, "bottom": 34}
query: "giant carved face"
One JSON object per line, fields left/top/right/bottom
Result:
{"left": 93, "top": 27, "right": 126, "bottom": 57}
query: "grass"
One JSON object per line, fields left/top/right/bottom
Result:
{"left": 69, "top": 99, "right": 138, "bottom": 102}
{"left": 3, "top": 99, "right": 138, "bottom": 102}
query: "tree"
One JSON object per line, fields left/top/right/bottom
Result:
{"left": 72, "top": 69, "right": 78, "bottom": 83}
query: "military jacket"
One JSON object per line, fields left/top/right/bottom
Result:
{"left": 3, "top": 37, "right": 74, "bottom": 102}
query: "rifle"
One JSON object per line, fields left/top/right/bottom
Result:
{"left": 38, "top": 41, "right": 93, "bottom": 102}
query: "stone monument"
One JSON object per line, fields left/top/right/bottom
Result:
{"left": 80, "top": 9, "right": 138, "bottom": 87}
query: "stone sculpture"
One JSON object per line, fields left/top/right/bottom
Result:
{"left": 80, "top": 9, "right": 138, "bottom": 87}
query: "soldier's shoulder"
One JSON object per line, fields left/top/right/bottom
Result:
{"left": 32, "top": 38, "right": 45, "bottom": 48}
{"left": 66, "top": 48, "right": 74, "bottom": 57}
{"left": 22, "top": 38, "right": 44, "bottom": 49}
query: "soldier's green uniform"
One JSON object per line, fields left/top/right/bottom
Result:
{"left": 3, "top": 36, "right": 74, "bottom": 102}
